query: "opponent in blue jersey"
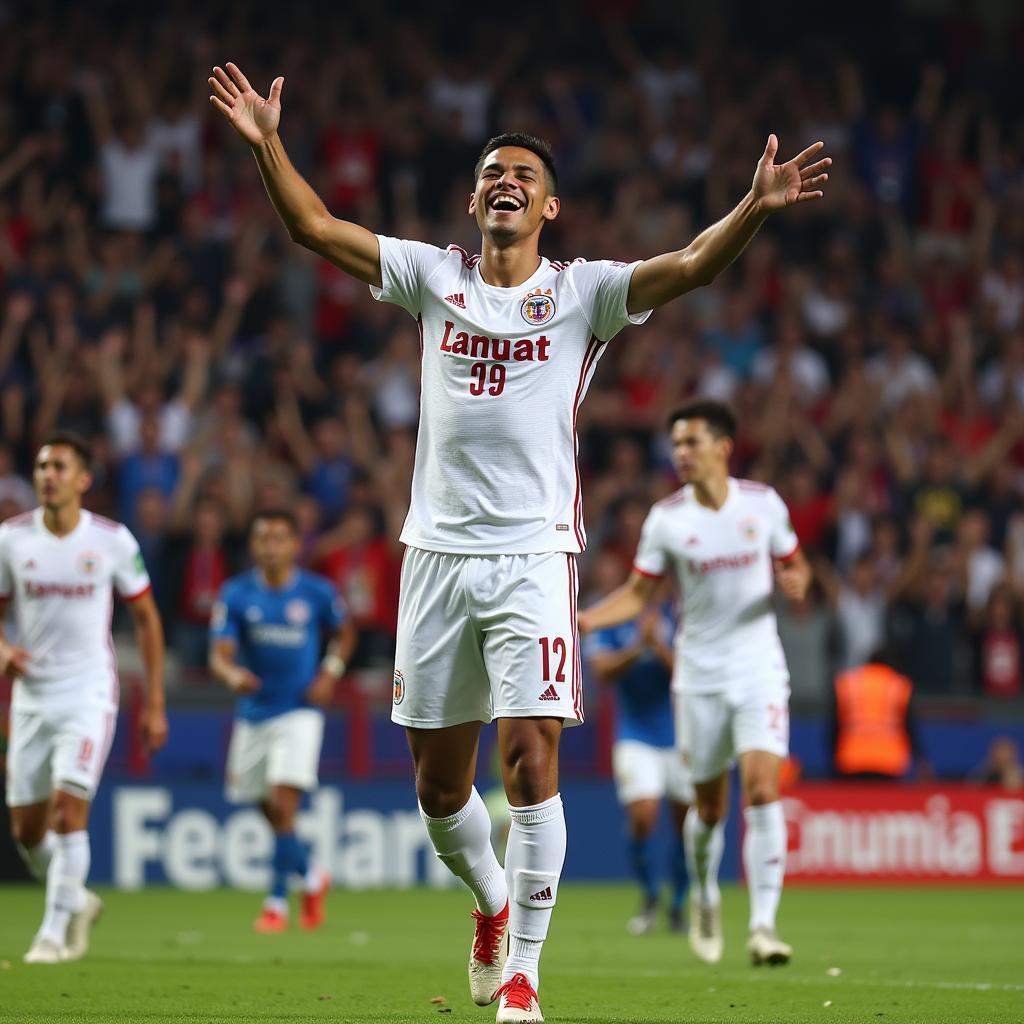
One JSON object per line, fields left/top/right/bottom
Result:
{"left": 210, "top": 509, "right": 356, "bottom": 933}
{"left": 582, "top": 552, "right": 692, "bottom": 935}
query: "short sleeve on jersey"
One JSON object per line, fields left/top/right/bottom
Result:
{"left": 316, "top": 575, "right": 347, "bottom": 629}
{"left": 583, "top": 625, "right": 622, "bottom": 660}
{"left": 370, "top": 236, "right": 451, "bottom": 319}
{"left": 209, "top": 584, "right": 239, "bottom": 642}
{"left": 564, "top": 259, "right": 653, "bottom": 343}
{"left": 113, "top": 526, "right": 152, "bottom": 600}
{"left": 633, "top": 506, "right": 668, "bottom": 579}
{"left": 767, "top": 488, "right": 801, "bottom": 559}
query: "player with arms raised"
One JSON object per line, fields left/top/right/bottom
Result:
{"left": 0, "top": 431, "right": 167, "bottom": 964}
{"left": 579, "top": 400, "right": 812, "bottom": 967}
{"left": 209, "top": 61, "right": 828, "bottom": 1021}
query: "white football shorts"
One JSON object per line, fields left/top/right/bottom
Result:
{"left": 392, "top": 548, "right": 583, "bottom": 729}
{"left": 225, "top": 708, "right": 324, "bottom": 803}
{"left": 612, "top": 739, "right": 694, "bottom": 806}
{"left": 6, "top": 704, "right": 117, "bottom": 806}
{"left": 674, "top": 677, "right": 790, "bottom": 784}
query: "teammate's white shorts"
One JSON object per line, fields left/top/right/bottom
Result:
{"left": 6, "top": 705, "right": 117, "bottom": 807}
{"left": 674, "top": 679, "right": 790, "bottom": 784}
{"left": 612, "top": 739, "right": 694, "bottom": 806}
{"left": 225, "top": 708, "right": 324, "bottom": 803}
{"left": 392, "top": 548, "right": 583, "bottom": 729}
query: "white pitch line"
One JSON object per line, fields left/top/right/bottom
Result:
{"left": 559, "top": 968, "right": 1024, "bottom": 994}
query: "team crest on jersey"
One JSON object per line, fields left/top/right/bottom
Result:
{"left": 739, "top": 517, "right": 759, "bottom": 541}
{"left": 284, "top": 600, "right": 311, "bottom": 625}
{"left": 77, "top": 552, "right": 102, "bottom": 575}
{"left": 520, "top": 288, "right": 555, "bottom": 326}
{"left": 393, "top": 669, "right": 405, "bottom": 705}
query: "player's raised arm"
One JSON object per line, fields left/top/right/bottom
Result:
{"left": 626, "top": 135, "right": 831, "bottom": 314}
{"left": 208, "top": 62, "right": 382, "bottom": 287}
{"left": 578, "top": 570, "right": 661, "bottom": 636}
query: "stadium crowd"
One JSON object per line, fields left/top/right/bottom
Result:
{"left": 2, "top": 2, "right": 1024, "bottom": 703}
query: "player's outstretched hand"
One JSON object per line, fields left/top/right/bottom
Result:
{"left": 0, "top": 642, "right": 30, "bottom": 678}
{"left": 305, "top": 670, "right": 336, "bottom": 708}
{"left": 140, "top": 705, "right": 169, "bottom": 755}
{"left": 751, "top": 135, "right": 831, "bottom": 212}
{"left": 208, "top": 63, "right": 283, "bottom": 145}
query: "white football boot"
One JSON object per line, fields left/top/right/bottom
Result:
{"left": 469, "top": 902, "right": 509, "bottom": 1005}
{"left": 495, "top": 972, "right": 544, "bottom": 1023}
{"left": 746, "top": 926, "right": 793, "bottom": 966}
{"left": 688, "top": 900, "right": 724, "bottom": 964}
{"left": 63, "top": 891, "right": 104, "bottom": 961}
{"left": 23, "top": 935, "right": 65, "bottom": 965}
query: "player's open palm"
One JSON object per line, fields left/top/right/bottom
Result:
{"left": 751, "top": 135, "right": 830, "bottom": 212}
{"left": 208, "top": 63, "right": 283, "bottom": 145}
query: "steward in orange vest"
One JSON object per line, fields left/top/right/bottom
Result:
{"left": 833, "top": 655, "right": 918, "bottom": 779}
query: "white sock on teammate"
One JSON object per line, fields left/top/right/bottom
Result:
{"left": 421, "top": 786, "right": 507, "bottom": 916}
{"left": 743, "top": 802, "right": 787, "bottom": 931}
{"left": 19, "top": 830, "right": 57, "bottom": 881}
{"left": 684, "top": 807, "right": 724, "bottom": 907}
{"left": 39, "top": 831, "right": 90, "bottom": 945}
{"left": 503, "top": 793, "right": 566, "bottom": 991}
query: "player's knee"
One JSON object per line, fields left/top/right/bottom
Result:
{"left": 414, "top": 775, "right": 470, "bottom": 819}
{"left": 10, "top": 815, "right": 42, "bottom": 848}
{"left": 51, "top": 795, "right": 85, "bottom": 834}
{"left": 745, "top": 778, "right": 779, "bottom": 807}
{"left": 502, "top": 747, "right": 553, "bottom": 805}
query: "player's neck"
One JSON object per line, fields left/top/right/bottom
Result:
{"left": 260, "top": 567, "right": 293, "bottom": 589}
{"left": 478, "top": 237, "right": 542, "bottom": 289}
{"left": 41, "top": 503, "right": 82, "bottom": 537}
{"left": 692, "top": 475, "right": 730, "bottom": 511}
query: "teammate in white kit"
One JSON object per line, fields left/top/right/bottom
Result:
{"left": 209, "top": 59, "right": 829, "bottom": 1021}
{"left": 579, "top": 400, "right": 811, "bottom": 968}
{"left": 0, "top": 432, "right": 167, "bottom": 964}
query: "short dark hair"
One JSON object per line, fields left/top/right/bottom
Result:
{"left": 40, "top": 430, "right": 92, "bottom": 470}
{"left": 667, "top": 399, "right": 737, "bottom": 440}
{"left": 250, "top": 508, "right": 298, "bottom": 535}
{"left": 474, "top": 133, "right": 558, "bottom": 194}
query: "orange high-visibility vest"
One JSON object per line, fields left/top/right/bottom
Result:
{"left": 834, "top": 664, "right": 912, "bottom": 776}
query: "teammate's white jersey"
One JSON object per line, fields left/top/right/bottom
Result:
{"left": 633, "top": 479, "right": 799, "bottom": 694}
{"left": 0, "top": 508, "right": 151, "bottom": 712}
{"left": 371, "top": 237, "right": 651, "bottom": 554}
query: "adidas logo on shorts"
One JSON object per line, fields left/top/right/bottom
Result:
{"left": 538, "top": 684, "right": 559, "bottom": 701}
{"left": 529, "top": 886, "right": 553, "bottom": 902}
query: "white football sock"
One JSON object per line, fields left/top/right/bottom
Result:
{"left": 421, "top": 787, "right": 507, "bottom": 917}
{"left": 19, "top": 830, "right": 57, "bottom": 881}
{"left": 684, "top": 807, "right": 724, "bottom": 907}
{"left": 39, "top": 831, "right": 90, "bottom": 945}
{"left": 743, "top": 801, "right": 787, "bottom": 932}
{"left": 503, "top": 793, "right": 566, "bottom": 991}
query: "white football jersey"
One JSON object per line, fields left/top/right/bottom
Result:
{"left": 633, "top": 479, "right": 799, "bottom": 694}
{"left": 0, "top": 508, "right": 151, "bottom": 712}
{"left": 371, "top": 237, "right": 651, "bottom": 554}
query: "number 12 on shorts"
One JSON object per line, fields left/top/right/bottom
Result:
{"left": 538, "top": 636, "right": 567, "bottom": 682}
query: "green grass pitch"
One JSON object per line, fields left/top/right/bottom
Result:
{"left": 1, "top": 883, "right": 1020, "bottom": 1023}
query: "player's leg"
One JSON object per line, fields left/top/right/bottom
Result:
{"left": 482, "top": 552, "right": 582, "bottom": 1021}
{"left": 225, "top": 718, "right": 281, "bottom": 930}
{"left": 612, "top": 739, "right": 664, "bottom": 934}
{"left": 735, "top": 686, "right": 792, "bottom": 965}
{"left": 10, "top": 801, "right": 54, "bottom": 877}
{"left": 264, "top": 709, "right": 328, "bottom": 930}
{"left": 394, "top": 548, "right": 511, "bottom": 1002}
{"left": 678, "top": 692, "right": 732, "bottom": 964}
{"left": 495, "top": 715, "right": 563, "bottom": 1021}
{"left": 7, "top": 710, "right": 57, "bottom": 882}
{"left": 31, "top": 707, "right": 113, "bottom": 963}
{"left": 665, "top": 747, "right": 694, "bottom": 932}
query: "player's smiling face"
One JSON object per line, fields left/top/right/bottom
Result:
{"left": 670, "top": 418, "right": 731, "bottom": 485}
{"left": 33, "top": 444, "right": 90, "bottom": 510}
{"left": 469, "top": 146, "right": 559, "bottom": 244}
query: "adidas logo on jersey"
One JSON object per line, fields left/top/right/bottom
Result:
{"left": 686, "top": 536, "right": 699, "bottom": 547}
{"left": 538, "top": 684, "right": 559, "bottom": 701}
{"left": 529, "top": 886, "right": 553, "bottom": 902}
{"left": 444, "top": 293, "right": 466, "bottom": 308}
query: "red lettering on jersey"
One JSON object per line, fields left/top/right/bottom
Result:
{"left": 439, "top": 320, "right": 455, "bottom": 351}
{"left": 437, "top": 320, "right": 551, "bottom": 363}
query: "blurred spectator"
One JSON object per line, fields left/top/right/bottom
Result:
{"left": 970, "top": 584, "right": 1023, "bottom": 699}
{"left": 969, "top": 737, "right": 1024, "bottom": 791}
